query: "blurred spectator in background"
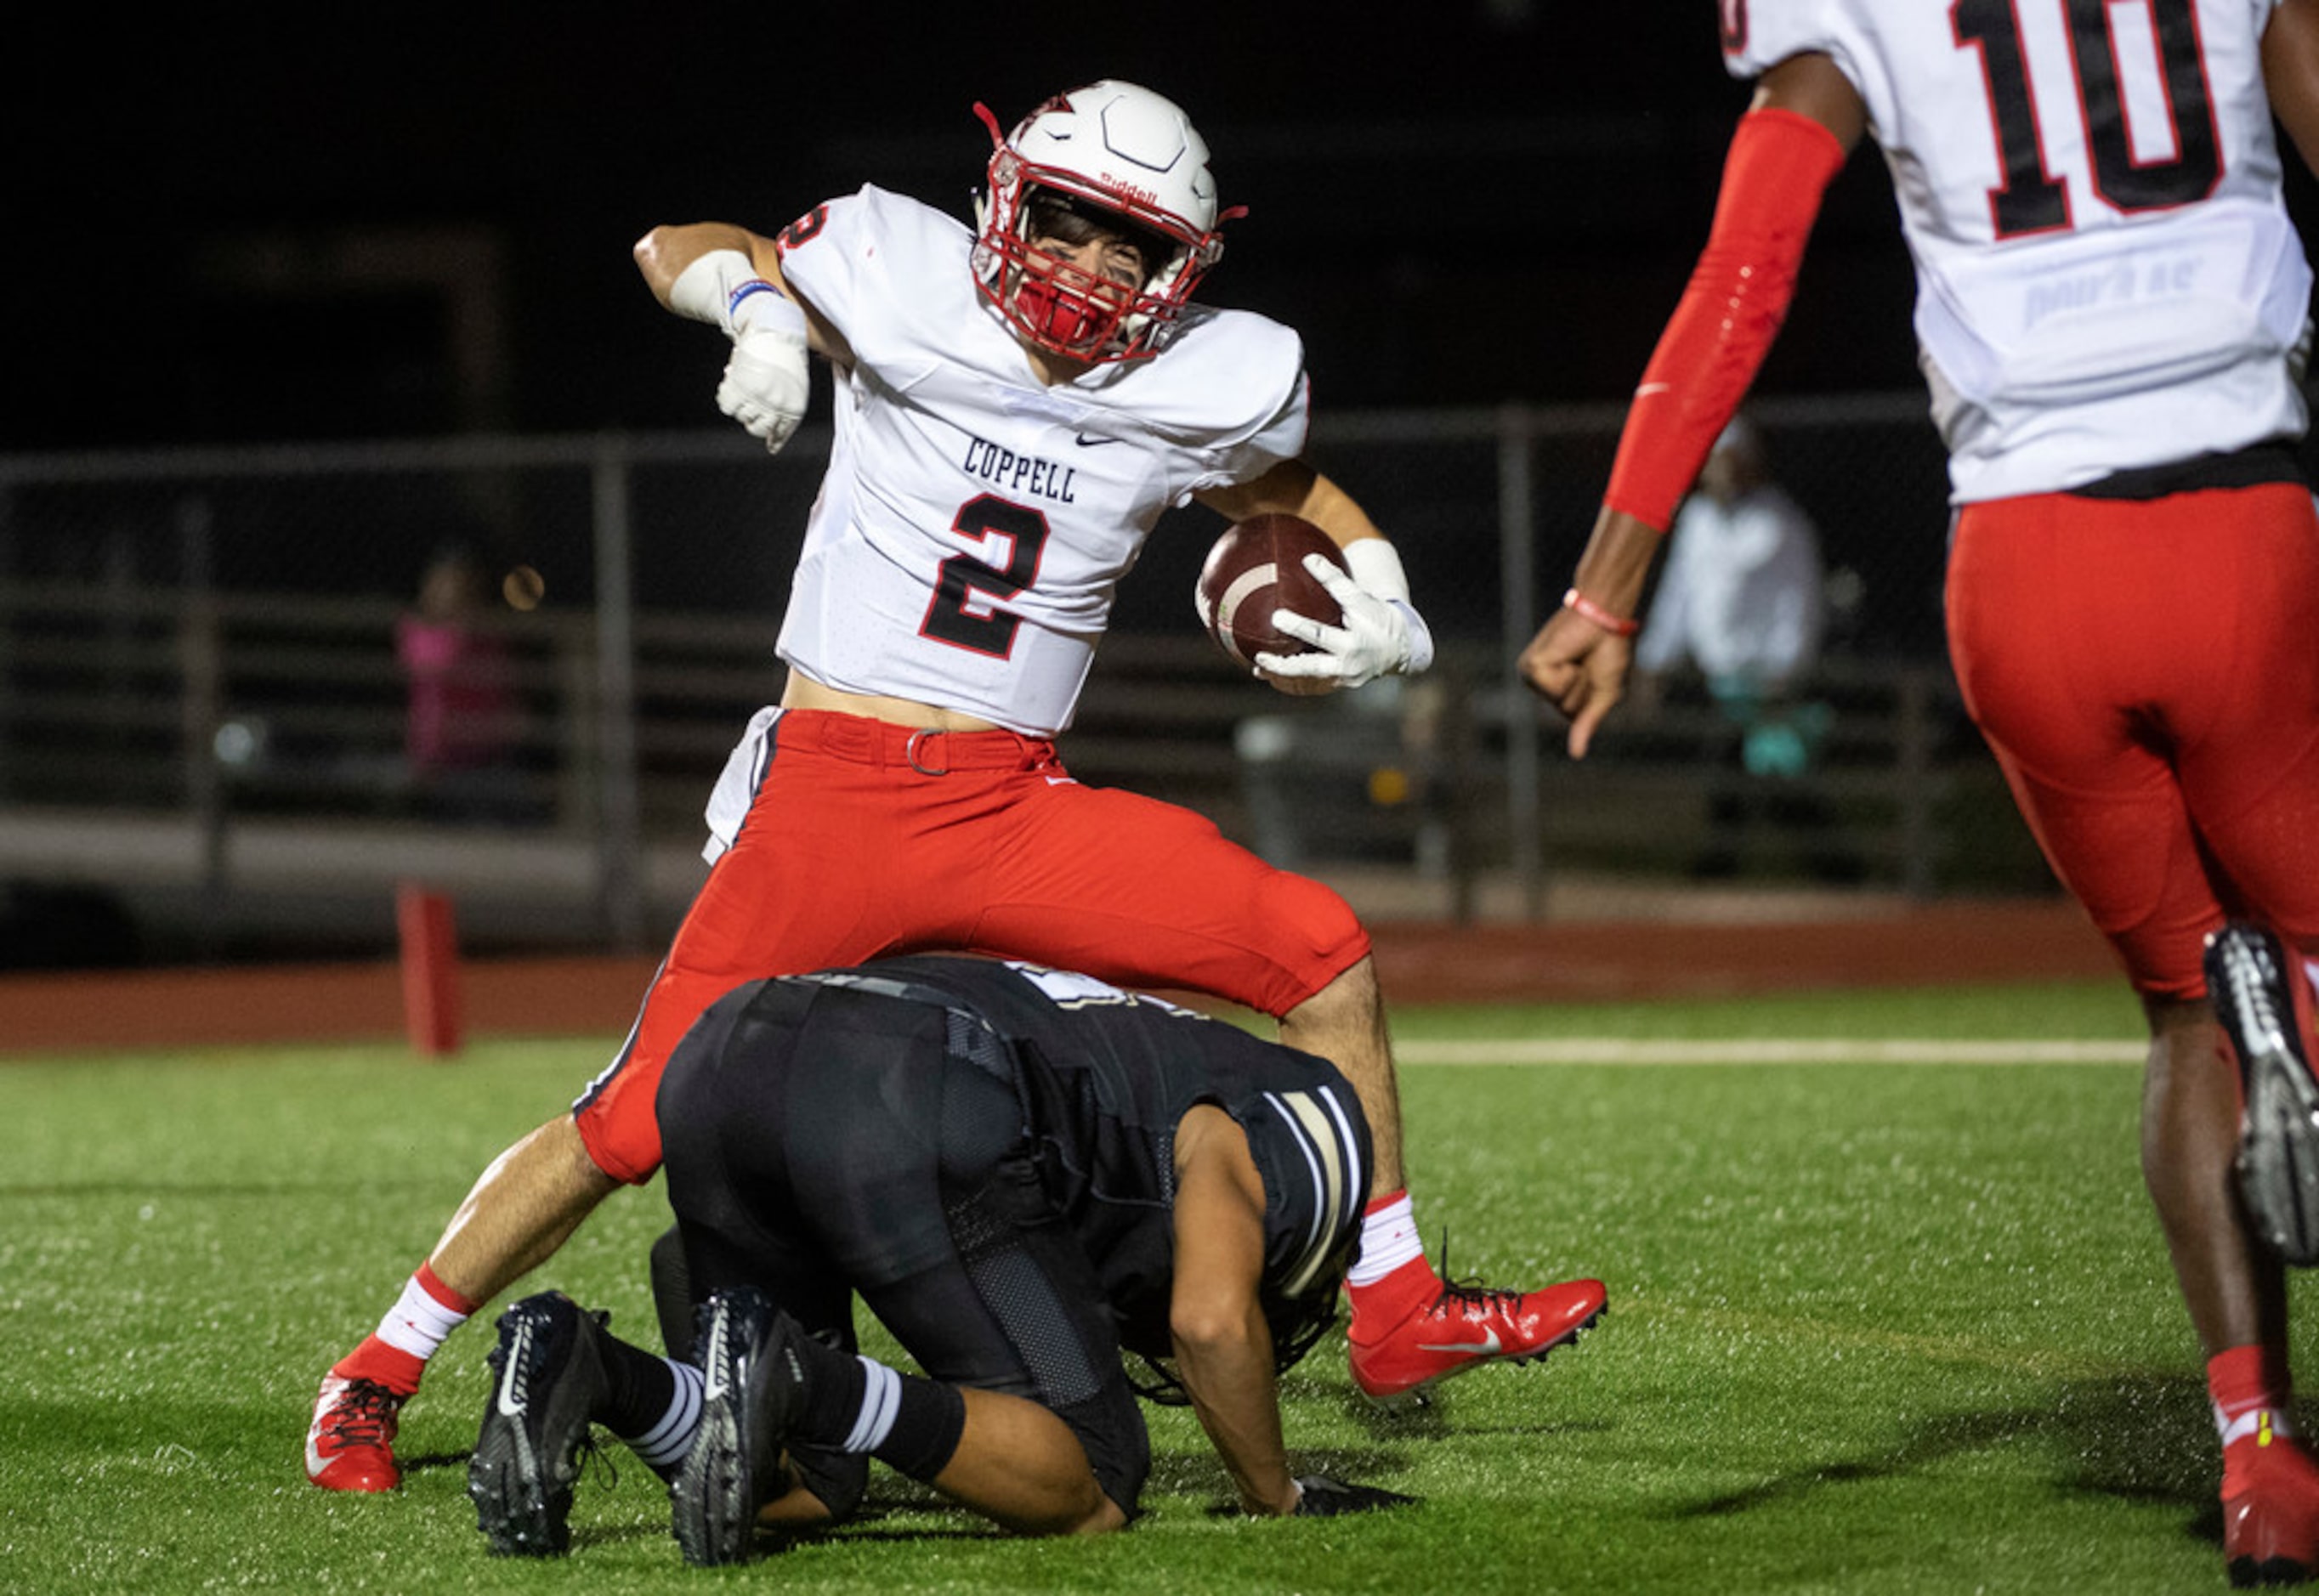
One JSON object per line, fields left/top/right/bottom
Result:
{"left": 394, "top": 546, "right": 530, "bottom": 825}
{"left": 1630, "top": 416, "right": 1859, "bottom": 882}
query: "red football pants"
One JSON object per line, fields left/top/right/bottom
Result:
{"left": 573, "top": 708, "right": 1371, "bottom": 1182}
{"left": 1947, "top": 482, "right": 2319, "bottom": 1000}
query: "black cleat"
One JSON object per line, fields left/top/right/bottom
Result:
{"left": 671, "top": 1285, "right": 813, "bottom": 1567}
{"left": 468, "top": 1291, "right": 613, "bottom": 1557}
{"left": 2209, "top": 923, "right": 2319, "bottom": 1266}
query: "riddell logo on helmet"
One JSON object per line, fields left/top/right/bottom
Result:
{"left": 1104, "top": 176, "right": 1161, "bottom": 207}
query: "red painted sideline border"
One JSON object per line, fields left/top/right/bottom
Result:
{"left": 0, "top": 899, "right": 2117, "bottom": 1057}
{"left": 0, "top": 954, "right": 664, "bottom": 1056}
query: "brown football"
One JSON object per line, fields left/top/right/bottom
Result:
{"left": 1194, "top": 514, "right": 1347, "bottom": 688}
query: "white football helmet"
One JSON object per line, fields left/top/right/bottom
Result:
{"left": 972, "top": 81, "right": 1244, "bottom": 362}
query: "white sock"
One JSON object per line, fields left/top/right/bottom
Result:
{"left": 627, "top": 1361, "right": 704, "bottom": 1471}
{"left": 2217, "top": 1400, "right": 2300, "bottom": 1446}
{"left": 374, "top": 1272, "right": 470, "bottom": 1362}
{"left": 1347, "top": 1193, "right": 1425, "bottom": 1287}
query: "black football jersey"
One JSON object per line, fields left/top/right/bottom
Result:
{"left": 781, "top": 954, "right": 1370, "bottom": 1356}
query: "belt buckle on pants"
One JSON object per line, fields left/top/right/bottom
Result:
{"left": 905, "top": 728, "right": 949, "bottom": 776}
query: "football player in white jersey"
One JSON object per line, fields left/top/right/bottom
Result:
{"left": 305, "top": 81, "right": 1607, "bottom": 1497}
{"left": 1520, "top": 3, "right": 2319, "bottom": 1582}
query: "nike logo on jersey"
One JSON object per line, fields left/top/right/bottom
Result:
{"left": 1074, "top": 433, "right": 1123, "bottom": 447}
{"left": 1635, "top": 382, "right": 1672, "bottom": 398}
{"left": 1417, "top": 1327, "right": 1504, "bottom": 1356}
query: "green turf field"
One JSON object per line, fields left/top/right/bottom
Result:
{"left": 0, "top": 976, "right": 2267, "bottom": 1593}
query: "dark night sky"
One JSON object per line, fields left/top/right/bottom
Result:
{"left": 19, "top": 4, "right": 1932, "bottom": 452}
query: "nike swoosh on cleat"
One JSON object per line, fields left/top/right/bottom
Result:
{"left": 1415, "top": 1328, "right": 1503, "bottom": 1355}
{"left": 496, "top": 1332, "right": 530, "bottom": 1418}
{"left": 304, "top": 1434, "right": 331, "bottom": 1478}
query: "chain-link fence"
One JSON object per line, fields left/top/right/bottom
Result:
{"left": 0, "top": 395, "right": 2056, "bottom": 968}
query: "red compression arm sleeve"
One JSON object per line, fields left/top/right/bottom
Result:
{"left": 1602, "top": 107, "right": 1850, "bottom": 531}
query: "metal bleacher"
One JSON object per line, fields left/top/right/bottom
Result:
{"left": 0, "top": 402, "right": 2055, "bottom": 969}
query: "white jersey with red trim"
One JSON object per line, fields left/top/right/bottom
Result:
{"left": 1724, "top": 0, "right": 2310, "bottom": 500}
{"left": 768, "top": 185, "right": 1309, "bottom": 736}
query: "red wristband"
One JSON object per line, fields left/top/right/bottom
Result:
{"left": 1562, "top": 588, "right": 1639, "bottom": 637}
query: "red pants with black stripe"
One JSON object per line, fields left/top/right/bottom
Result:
{"left": 1948, "top": 482, "right": 2319, "bottom": 1001}
{"left": 572, "top": 708, "right": 1370, "bottom": 1183}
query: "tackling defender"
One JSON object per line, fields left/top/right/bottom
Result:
{"left": 465, "top": 955, "right": 1413, "bottom": 1560}
{"left": 308, "top": 79, "right": 1604, "bottom": 1493}
{"left": 1520, "top": 3, "right": 2319, "bottom": 1584}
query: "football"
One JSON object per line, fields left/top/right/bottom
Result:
{"left": 1194, "top": 514, "right": 1347, "bottom": 689}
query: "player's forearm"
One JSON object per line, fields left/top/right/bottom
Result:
{"left": 1197, "top": 461, "right": 1386, "bottom": 549}
{"left": 1600, "top": 70, "right": 1853, "bottom": 533}
{"left": 2266, "top": 0, "right": 2319, "bottom": 176}
{"left": 631, "top": 222, "right": 774, "bottom": 308}
{"left": 636, "top": 222, "right": 849, "bottom": 371}
{"left": 1566, "top": 506, "right": 1668, "bottom": 625}
{"left": 1288, "top": 469, "right": 1389, "bottom": 551}
{"left": 1174, "top": 1320, "right": 1299, "bottom": 1515}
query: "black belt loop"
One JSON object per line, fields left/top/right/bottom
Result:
{"left": 905, "top": 728, "right": 949, "bottom": 776}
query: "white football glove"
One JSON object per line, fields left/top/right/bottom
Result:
{"left": 717, "top": 318, "right": 811, "bottom": 455}
{"left": 668, "top": 248, "right": 814, "bottom": 456}
{"left": 1256, "top": 544, "right": 1436, "bottom": 690}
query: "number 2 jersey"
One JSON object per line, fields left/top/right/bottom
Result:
{"left": 1726, "top": 0, "right": 2313, "bottom": 501}
{"left": 770, "top": 186, "right": 1311, "bottom": 737}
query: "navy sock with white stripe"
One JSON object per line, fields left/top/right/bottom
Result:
{"left": 601, "top": 1309, "right": 965, "bottom": 1486}
{"left": 595, "top": 1338, "right": 701, "bottom": 1477}
{"left": 786, "top": 1334, "right": 965, "bottom": 1484}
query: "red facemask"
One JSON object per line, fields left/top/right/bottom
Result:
{"left": 1007, "top": 246, "right": 1135, "bottom": 354}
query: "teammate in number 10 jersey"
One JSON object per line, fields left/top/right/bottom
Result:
{"left": 303, "top": 81, "right": 1608, "bottom": 1497}
{"left": 1521, "top": 3, "right": 2319, "bottom": 1584}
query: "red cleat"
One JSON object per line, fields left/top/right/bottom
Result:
{"left": 306, "top": 1373, "right": 407, "bottom": 1492}
{"left": 1348, "top": 1275, "right": 1607, "bottom": 1401}
{"left": 2223, "top": 1422, "right": 2319, "bottom": 1588}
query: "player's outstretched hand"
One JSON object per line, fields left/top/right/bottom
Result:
{"left": 716, "top": 320, "right": 812, "bottom": 454}
{"left": 1519, "top": 607, "right": 1631, "bottom": 760}
{"left": 1257, "top": 553, "right": 1435, "bottom": 689}
{"left": 1291, "top": 1474, "right": 1419, "bottom": 1516}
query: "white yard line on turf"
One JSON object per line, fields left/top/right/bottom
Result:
{"left": 1395, "top": 1038, "right": 2146, "bottom": 1065}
